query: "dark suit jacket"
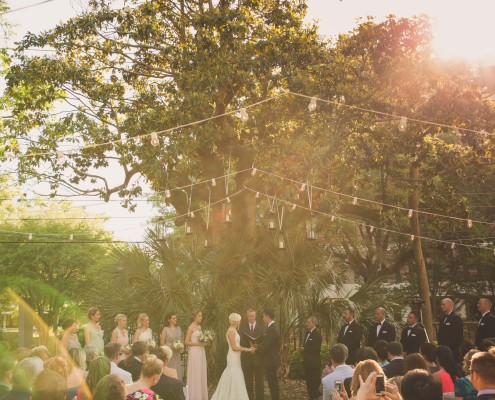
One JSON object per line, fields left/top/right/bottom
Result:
{"left": 302, "top": 328, "right": 322, "bottom": 369}
{"left": 337, "top": 320, "right": 363, "bottom": 364}
{"left": 239, "top": 321, "right": 265, "bottom": 367}
{"left": 437, "top": 312, "right": 463, "bottom": 360}
{"left": 476, "top": 312, "right": 495, "bottom": 348}
{"left": 0, "top": 389, "right": 31, "bottom": 400}
{"left": 256, "top": 321, "right": 280, "bottom": 368}
{"left": 151, "top": 374, "right": 185, "bottom": 400}
{"left": 367, "top": 320, "right": 396, "bottom": 346}
{"left": 400, "top": 324, "right": 427, "bottom": 354}
{"left": 118, "top": 357, "right": 143, "bottom": 382}
{"left": 383, "top": 358, "right": 404, "bottom": 378}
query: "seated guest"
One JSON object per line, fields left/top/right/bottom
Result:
{"left": 93, "top": 374, "right": 127, "bottom": 400}
{"left": 420, "top": 342, "right": 439, "bottom": 373}
{"left": 460, "top": 340, "right": 476, "bottom": 360}
{"left": 31, "top": 370, "right": 67, "bottom": 400}
{"left": 343, "top": 347, "right": 378, "bottom": 396}
{"left": 1, "top": 356, "right": 43, "bottom": 400}
{"left": 479, "top": 339, "right": 495, "bottom": 353}
{"left": 455, "top": 349, "right": 479, "bottom": 400}
{"left": 383, "top": 341, "right": 404, "bottom": 378}
{"left": 125, "top": 355, "right": 162, "bottom": 400}
{"left": 67, "top": 348, "right": 87, "bottom": 389}
{"left": 84, "top": 345, "right": 99, "bottom": 370}
{"left": 29, "top": 346, "right": 50, "bottom": 362}
{"left": 13, "top": 348, "right": 31, "bottom": 363}
{"left": 401, "top": 369, "right": 443, "bottom": 400}
{"left": 44, "top": 357, "right": 69, "bottom": 380}
{"left": 350, "top": 360, "right": 384, "bottom": 398}
{"left": 78, "top": 356, "right": 111, "bottom": 400}
{"left": 0, "top": 353, "right": 15, "bottom": 396}
{"left": 433, "top": 345, "right": 461, "bottom": 395}
{"left": 118, "top": 341, "right": 148, "bottom": 382}
{"left": 104, "top": 343, "right": 132, "bottom": 384}
{"left": 388, "top": 352, "right": 429, "bottom": 391}
{"left": 322, "top": 344, "right": 354, "bottom": 400}
{"left": 150, "top": 346, "right": 185, "bottom": 400}
{"left": 470, "top": 352, "right": 495, "bottom": 400}
{"left": 373, "top": 340, "right": 390, "bottom": 368}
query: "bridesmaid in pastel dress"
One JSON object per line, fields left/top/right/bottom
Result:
{"left": 160, "top": 312, "right": 184, "bottom": 382}
{"left": 84, "top": 307, "right": 104, "bottom": 354}
{"left": 185, "top": 310, "right": 208, "bottom": 400}
{"left": 133, "top": 313, "right": 153, "bottom": 344}
{"left": 60, "top": 319, "right": 81, "bottom": 352}
{"left": 111, "top": 314, "right": 129, "bottom": 361}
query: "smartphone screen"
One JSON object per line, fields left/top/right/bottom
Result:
{"left": 375, "top": 374, "right": 385, "bottom": 395}
{"left": 334, "top": 380, "right": 343, "bottom": 392}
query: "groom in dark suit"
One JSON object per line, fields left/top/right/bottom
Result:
{"left": 299, "top": 316, "right": 322, "bottom": 400}
{"left": 239, "top": 309, "right": 264, "bottom": 400}
{"left": 255, "top": 308, "right": 280, "bottom": 400}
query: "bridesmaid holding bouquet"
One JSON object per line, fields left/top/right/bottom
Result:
{"left": 160, "top": 312, "right": 184, "bottom": 382}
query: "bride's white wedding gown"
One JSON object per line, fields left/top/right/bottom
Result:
{"left": 211, "top": 330, "right": 249, "bottom": 400}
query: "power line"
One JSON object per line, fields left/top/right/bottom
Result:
{"left": 0, "top": 0, "right": 56, "bottom": 16}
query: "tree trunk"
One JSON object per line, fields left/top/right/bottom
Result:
{"left": 409, "top": 162, "right": 435, "bottom": 341}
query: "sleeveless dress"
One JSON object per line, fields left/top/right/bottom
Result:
{"left": 136, "top": 328, "right": 153, "bottom": 343}
{"left": 187, "top": 330, "right": 208, "bottom": 400}
{"left": 113, "top": 328, "right": 129, "bottom": 347}
{"left": 165, "top": 326, "right": 184, "bottom": 382}
{"left": 87, "top": 324, "right": 104, "bottom": 354}
{"left": 210, "top": 330, "right": 249, "bottom": 400}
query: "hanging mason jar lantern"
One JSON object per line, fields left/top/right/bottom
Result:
{"left": 267, "top": 211, "right": 276, "bottom": 230}
{"left": 223, "top": 201, "right": 232, "bottom": 223}
{"left": 185, "top": 218, "right": 193, "bottom": 235}
{"left": 306, "top": 215, "right": 317, "bottom": 240}
{"left": 156, "top": 221, "right": 166, "bottom": 241}
{"left": 278, "top": 232, "right": 286, "bottom": 250}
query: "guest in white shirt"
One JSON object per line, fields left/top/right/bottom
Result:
{"left": 322, "top": 344, "right": 354, "bottom": 400}
{"left": 104, "top": 342, "right": 133, "bottom": 384}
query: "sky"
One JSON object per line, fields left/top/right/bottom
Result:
{"left": 3, "top": 0, "right": 495, "bottom": 241}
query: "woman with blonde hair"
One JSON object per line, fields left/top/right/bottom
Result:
{"left": 111, "top": 314, "right": 129, "bottom": 348}
{"left": 133, "top": 313, "right": 153, "bottom": 344}
{"left": 125, "top": 355, "right": 163, "bottom": 400}
{"left": 210, "top": 313, "right": 254, "bottom": 400}
{"left": 350, "top": 359, "right": 384, "bottom": 398}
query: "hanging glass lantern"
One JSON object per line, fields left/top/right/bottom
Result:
{"left": 157, "top": 222, "right": 166, "bottom": 241}
{"left": 223, "top": 201, "right": 232, "bottom": 223}
{"left": 306, "top": 215, "right": 317, "bottom": 240}
{"left": 267, "top": 211, "right": 276, "bottom": 230}
{"left": 185, "top": 219, "right": 193, "bottom": 235}
{"left": 278, "top": 232, "right": 286, "bottom": 250}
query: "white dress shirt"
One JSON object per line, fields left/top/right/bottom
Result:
{"left": 110, "top": 361, "right": 133, "bottom": 384}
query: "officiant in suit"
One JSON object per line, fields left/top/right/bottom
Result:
{"left": 337, "top": 307, "right": 363, "bottom": 365}
{"left": 299, "top": 316, "right": 322, "bottom": 400}
{"left": 255, "top": 309, "right": 280, "bottom": 400}
{"left": 367, "top": 307, "right": 396, "bottom": 347}
{"left": 239, "top": 309, "right": 265, "bottom": 400}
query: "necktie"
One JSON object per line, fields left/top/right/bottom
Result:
{"left": 407, "top": 326, "right": 412, "bottom": 336}
{"left": 250, "top": 324, "right": 254, "bottom": 333}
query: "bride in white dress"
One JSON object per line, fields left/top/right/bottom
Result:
{"left": 211, "top": 313, "right": 254, "bottom": 400}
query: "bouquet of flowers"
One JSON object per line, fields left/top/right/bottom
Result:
{"left": 146, "top": 338, "right": 157, "bottom": 349}
{"left": 199, "top": 330, "right": 215, "bottom": 345}
{"left": 172, "top": 339, "right": 184, "bottom": 351}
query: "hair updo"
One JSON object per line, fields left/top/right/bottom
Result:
{"left": 229, "top": 313, "right": 241, "bottom": 324}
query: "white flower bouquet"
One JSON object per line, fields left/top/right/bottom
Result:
{"left": 199, "top": 330, "right": 215, "bottom": 345}
{"left": 172, "top": 339, "right": 184, "bottom": 351}
{"left": 146, "top": 338, "right": 157, "bottom": 349}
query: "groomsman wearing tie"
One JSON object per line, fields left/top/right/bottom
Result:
{"left": 400, "top": 311, "right": 427, "bottom": 354}
{"left": 299, "top": 316, "right": 322, "bottom": 400}
{"left": 437, "top": 297, "right": 463, "bottom": 363}
{"left": 337, "top": 307, "right": 363, "bottom": 365}
{"left": 475, "top": 298, "right": 495, "bottom": 349}
{"left": 239, "top": 309, "right": 264, "bottom": 400}
{"left": 367, "top": 307, "right": 396, "bottom": 347}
